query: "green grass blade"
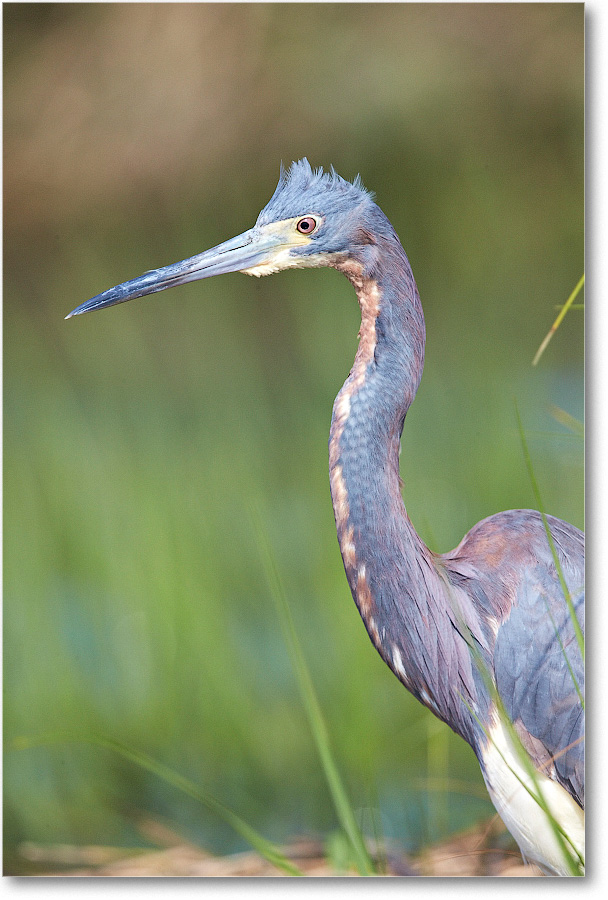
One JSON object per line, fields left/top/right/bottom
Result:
{"left": 514, "top": 401, "right": 585, "bottom": 661}
{"left": 464, "top": 692, "right": 584, "bottom": 875}
{"left": 454, "top": 637, "right": 584, "bottom": 876}
{"left": 532, "top": 274, "right": 584, "bottom": 366}
{"left": 542, "top": 597, "right": 584, "bottom": 710}
{"left": 250, "top": 510, "right": 375, "bottom": 875}
{"left": 446, "top": 580, "right": 584, "bottom": 876}
{"left": 10, "top": 731, "right": 304, "bottom": 876}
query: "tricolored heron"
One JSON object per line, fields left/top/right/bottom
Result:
{"left": 67, "top": 160, "right": 584, "bottom": 875}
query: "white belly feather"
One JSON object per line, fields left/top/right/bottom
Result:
{"left": 480, "top": 711, "right": 584, "bottom": 875}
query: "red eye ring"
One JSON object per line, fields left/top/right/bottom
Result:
{"left": 296, "top": 216, "right": 318, "bottom": 235}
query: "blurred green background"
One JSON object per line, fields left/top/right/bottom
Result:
{"left": 4, "top": 2, "right": 583, "bottom": 872}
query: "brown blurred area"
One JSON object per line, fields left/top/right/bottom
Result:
{"left": 4, "top": 3, "right": 582, "bottom": 231}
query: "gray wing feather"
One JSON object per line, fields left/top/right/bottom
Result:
{"left": 446, "top": 510, "right": 584, "bottom": 806}
{"left": 493, "top": 535, "right": 584, "bottom": 806}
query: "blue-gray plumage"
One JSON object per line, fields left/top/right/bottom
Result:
{"left": 67, "top": 160, "right": 584, "bottom": 875}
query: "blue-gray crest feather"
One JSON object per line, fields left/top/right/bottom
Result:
{"left": 256, "top": 158, "right": 374, "bottom": 227}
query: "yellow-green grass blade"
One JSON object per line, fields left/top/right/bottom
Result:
{"left": 446, "top": 583, "right": 583, "bottom": 876}
{"left": 532, "top": 275, "right": 584, "bottom": 366}
{"left": 515, "top": 401, "right": 585, "bottom": 663}
{"left": 251, "top": 510, "right": 376, "bottom": 875}
{"left": 10, "top": 732, "right": 304, "bottom": 876}
{"left": 458, "top": 658, "right": 584, "bottom": 876}
{"left": 549, "top": 404, "right": 584, "bottom": 439}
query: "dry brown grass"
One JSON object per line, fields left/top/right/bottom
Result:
{"left": 16, "top": 820, "right": 541, "bottom": 878}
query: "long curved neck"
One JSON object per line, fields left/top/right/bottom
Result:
{"left": 330, "top": 248, "right": 426, "bottom": 504}
{"left": 329, "top": 247, "right": 427, "bottom": 610}
{"left": 328, "top": 241, "right": 482, "bottom": 744}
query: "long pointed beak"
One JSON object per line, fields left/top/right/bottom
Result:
{"left": 65, "top": 226, "right": 283, "bottom": 318}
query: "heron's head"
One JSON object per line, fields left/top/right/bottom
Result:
{"left": 66, "top": 159, "right": 385, "bottom": 318}
{"left": 246, "top": 158, "right": 380, "bottom": 275}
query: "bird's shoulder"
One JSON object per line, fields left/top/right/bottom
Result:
{"left": 442, "top": 509, "right": 583, "bottom": 610}
{"left": 441, "top": 509, "right": 584, "bottom": 805}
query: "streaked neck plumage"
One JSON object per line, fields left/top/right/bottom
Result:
{"left": 328, "top": 229, "right": 483, "bottom": 746}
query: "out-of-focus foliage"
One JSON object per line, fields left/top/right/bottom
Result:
{"left": 4, "top": 3, "right": 583, "bottom": 871}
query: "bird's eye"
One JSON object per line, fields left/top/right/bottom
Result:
{"left": 296, "top": 216, "right": 318, "bottom": 235}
